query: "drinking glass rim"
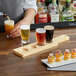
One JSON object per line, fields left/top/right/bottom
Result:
{"left": 4, "top": 20, "right": 14, "bottom": 22}
{"left": 4, "top": 20, "right": 14, "bottom": 25}
{"left": 20, "top": 25, "right": 30, "bottom": 30}
{"left": 36, "top": 28, "right": 46, "bottom": 33}
{"left": 44, "top": 25, "right": 54, "bottom": 30}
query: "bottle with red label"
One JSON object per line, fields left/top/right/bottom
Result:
{"left": 72, "top": 0, "right": 76, "bottom": 21}
{"left": 35, "top": 0, "right": 43, "bottom": 24}
{"left": 38, "top": 9, "right": 48, "bottom": 23}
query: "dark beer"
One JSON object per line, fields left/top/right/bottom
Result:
{"left": 44, "top": 25, "right": 54, "bottom": 42}
{"left": 36, "top": 28, "right": 46, "bottom": 45}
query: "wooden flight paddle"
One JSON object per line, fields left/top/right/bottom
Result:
{"left": 13, "top": 35, "right": 70, "bottom": 58}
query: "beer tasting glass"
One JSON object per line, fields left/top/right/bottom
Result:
{"left": 4, "top": 20, "right": 14, "bottom": 38}
{"left": 20, "top": 25, "right": 30, "bottom": 44}
{"left": 36, "top": 28, "right": 46, "bottom": 45}
{"left": 44, "top": 25, "right": 54, "bottom": 42}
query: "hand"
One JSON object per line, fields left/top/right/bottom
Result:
{"left": 10, "top": 19, "right": 25, "bottom": 38}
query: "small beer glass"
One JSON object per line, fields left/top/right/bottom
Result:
{"left": 20, "top": 25, "right": 30, "bottom": 45}
{"left": 44, "top": 25, "right": 54, "bottom": 42}
{"left": 4, "top": 20, "right": 14, "bottom": 38}
{"left": 36, "top": 28, "right": 46, "bottom": 46}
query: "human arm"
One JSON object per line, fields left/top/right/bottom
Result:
{"left": 10, "top": 0, "right": 37, "bottom": 38}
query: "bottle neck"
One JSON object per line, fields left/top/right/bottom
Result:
{"left": 66, "top": 0, "right": 71, "bottom": 10}
{"left": 52, "top": 0, "right": 56, "bottom": 5}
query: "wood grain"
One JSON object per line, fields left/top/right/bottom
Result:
{"left": 0, "top": 28, "right": 76, "bottom": 76}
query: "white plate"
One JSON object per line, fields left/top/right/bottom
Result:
{"left": 41, "top": 57, "right": 76, "bottom": 68}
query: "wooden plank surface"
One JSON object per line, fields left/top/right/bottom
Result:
{"left": 0, "top": 28, "right": 76, "bottom": 76}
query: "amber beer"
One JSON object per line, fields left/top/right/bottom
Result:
{"left": 36, "top": 28, "right": 46, "bottom": 45}
{"left": 44, "top": 25, "right": 54, "bottom": 42}
{"left": 20, "top": 25, "right": 30, "bottom": 44}
{"left": 4, "top": 20, "right": 14, "bottom": 38}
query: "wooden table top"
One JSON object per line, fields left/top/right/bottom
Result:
{"left": 0, "top": 28, "right": 76, "bottom": 76}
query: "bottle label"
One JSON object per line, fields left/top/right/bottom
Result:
{"left": 51, "top": 14, "right": 59, "bottom": 22}
{"left": 39, "top": 14, "right": 47, "bottom": 18}
{"left": 62, "top": 16, "right": 74, "bottom": 22}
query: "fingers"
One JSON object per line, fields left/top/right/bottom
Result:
{"left": 10, "top": 20, "right": 25, "bottom": 38}
{"left": 10, "top": 20, "right": 22, "bottom": 34}
{"left": 10, "top": 26, "right": 20, "bottom": 38}
{"left": 12, "top": 33, "right": 20, "bottom": 38}
{"left": 10, "top": 23, "right": 20, "bottom": 34}
{"left": 10, "top": 21, "right": 21, "bottom": 38}
{"left": 10, "top": 30, "right": 21, "bottom": 38}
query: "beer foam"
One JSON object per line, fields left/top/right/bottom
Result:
{"left": 4, "top": 20, "right": 14, "bottom": 25}
{"left": 20, "top": 25, "right": 30, "bottom": 30}
{"left": 44, "top": 25, "right": 54, "bottom": 30}
{"left": 36, "top": 28, "right": 46, "bottom": 33}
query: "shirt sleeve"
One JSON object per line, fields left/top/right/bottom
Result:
{"left": 23, "top": 0, "right": 37, "bottom": 14}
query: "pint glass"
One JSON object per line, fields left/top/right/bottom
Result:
{"left": 4, "top": 20, "right": 14, "bottom": 38}
{"left": 36, "top": 28, "right": 46, "bottom": 45}
{"left": 44, "top": 25, "right": 54, "bottom": 42}
{"left": 20, "top": 25, "right": 30, "bottom": 44}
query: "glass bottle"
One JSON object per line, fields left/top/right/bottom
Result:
{"left": 71, "top": 0, "right": 76, "bottom": 21}
{"left": 35, "top": 0, "right": 43, "bottom": 24}
{"left": 61, "top": 0, "right": 74, "bottom": 22}
{"left": 0, "top": 12, "right": 7, "bottom": 17}
{"left": 40, "top": 0, "right": 45, "bottom": 6}
{"left": 48, "top": 0, "right": 59, "bottom": 22}
{"left": 38, "top": 9, "right": 48, "bottom": 23}
{"left": 45, "top": 0, "right": 52, "bottom": 6}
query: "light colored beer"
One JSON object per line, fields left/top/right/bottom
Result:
{"left": 4, "top": 20, "right": 14, "bottom": 38}
{"left": 36, "top": 28, "right": 46, "bottom": 45}
{"left": 20, "top": 25, "right": 30, "bottom": 44}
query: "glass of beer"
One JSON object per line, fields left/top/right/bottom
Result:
{"left": 4, "top": 20, "right": 14, "bottom": 38}
{"left": 20, "top": 25, "right": 30, "bottom": 44}
{"left": 44, "top": 25, "right": 54, "bottom": 42}
{"left": 36, "top": 28, "right": 46, "bottom": 46}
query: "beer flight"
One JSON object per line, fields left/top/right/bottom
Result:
{"left": 36, "top": 26, "right": 54, "bottom": 45}
{"left": 4, "top": 14, "right": 54, "bottom": 45}
{"left": 19, "top": 25, "right": 54, "bottom": 45}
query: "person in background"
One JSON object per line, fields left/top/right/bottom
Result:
{"left": 0, "top": 0, "right": 37, "bottom": 38}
